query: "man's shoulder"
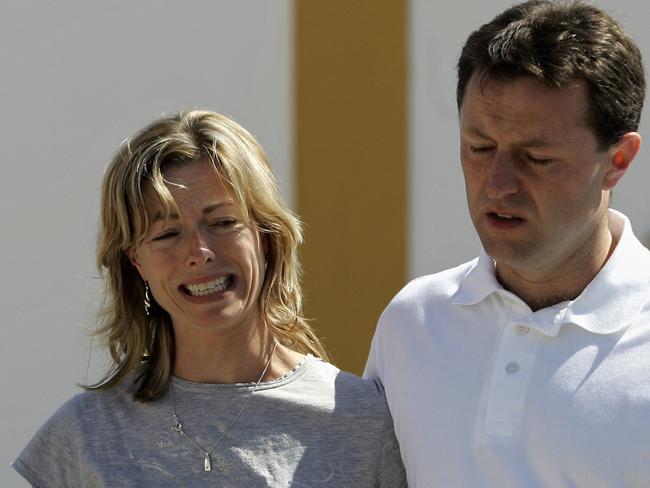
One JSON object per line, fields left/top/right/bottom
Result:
{"left": 372, "top": 258, "right": 478, "bottom": 337}
{"left": 389, "top": 258, "right": 478, "bottom": 308}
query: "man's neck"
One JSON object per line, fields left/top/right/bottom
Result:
{"left": 495, "top": 222, "right": 617, "bottom": 312}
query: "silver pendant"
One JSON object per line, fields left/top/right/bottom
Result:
{"left": 172, "top": 414, "right": 182, "bottom": 433}
{"left": 204, "top": 453, "right": 212, "bottom": 472}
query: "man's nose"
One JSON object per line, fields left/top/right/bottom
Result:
{"left": 485, "top": 151, "right": 519, "bottom": 199}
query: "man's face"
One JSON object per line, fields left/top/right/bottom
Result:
{"left": 459, "top": 74, "right": 617, "bottom": 281}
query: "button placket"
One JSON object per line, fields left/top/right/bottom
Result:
{"left": 516, "top": 325, "right": 530, "bottom": 335}
{"left": 505, "top": 361, "right": 520, "bottom": 374}
{"left": 484, "top": 317, "right": 538, "bottom": 437}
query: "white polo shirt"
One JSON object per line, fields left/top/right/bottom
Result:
{"left": 365, "top": 210, "right": 650, "bottom": 487}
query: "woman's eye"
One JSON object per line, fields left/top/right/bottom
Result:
{"left": 211, "top": 219, "right": 237, "bottom": 229}
{"left": 152, "top": 230, "right": 179, "bottom": 241}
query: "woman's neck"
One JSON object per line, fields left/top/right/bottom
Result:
{"left": 172, "top": 324, "right": 304, "bottom": 384}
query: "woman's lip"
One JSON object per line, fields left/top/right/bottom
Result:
{"left": 179, "top": 275, "right": 236, "bottom": 298}
{"left": 180, "top": 273, "right": 232, "bottom": 287}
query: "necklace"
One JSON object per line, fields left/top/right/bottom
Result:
{"left": 169, "top": 340, "right": 278, "bottom": 472}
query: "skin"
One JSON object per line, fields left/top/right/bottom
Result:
{"left": 459, "top": 74, "right": 640, "bottom": 310}
{"left": 129, "top": 158, "right": 303, "bottom": 383}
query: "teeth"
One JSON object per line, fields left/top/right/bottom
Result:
{"left": 496, "top": 213, "right": 515, "bottom": 219}
{"left": 185, "top": 276, "right": 230, "bottom": 296}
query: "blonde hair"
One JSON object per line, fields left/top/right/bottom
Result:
{"left": 89, "top": 110, "right": 328, "bottom": 401}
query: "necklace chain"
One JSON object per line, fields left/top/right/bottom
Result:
{"left": 169, "top": 340, "right": 278, "bottom": 472}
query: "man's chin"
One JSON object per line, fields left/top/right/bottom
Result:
{"left": 481, "top": 239, "right": 537, "bottom": 268}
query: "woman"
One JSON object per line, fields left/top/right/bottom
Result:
{"left": 13, "top": 110, "right": 406, "bottom": 487}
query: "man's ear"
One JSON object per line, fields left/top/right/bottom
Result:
{"left": 603, "top": 132, "right": 641, "bottom": 190}
{"left": 126, "top": 247, "right": 146, "bottom": 280}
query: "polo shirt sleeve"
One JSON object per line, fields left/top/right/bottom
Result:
{"left": 363, "top": 332, "right": 381, "bottom": 381}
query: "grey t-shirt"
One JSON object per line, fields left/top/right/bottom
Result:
{"left": 13, "top": 356, "right": 406, "bottom": 487}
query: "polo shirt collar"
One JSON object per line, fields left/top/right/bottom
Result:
{"left": 451, "top": 210, "right": 650, "bottom": 337}
{"left": 451, "top": 250, "right": 502, "bottom": 306}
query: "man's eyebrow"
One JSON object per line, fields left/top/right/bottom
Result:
{"left": 461, "top": 125, "right": 491, "bottom": 139}
{"left": 518, "top": 139, "right": 554, "bottom": 148}
{"left": 461, "top": 125, "right": 554, "bottom": 148}
{"left": 150, "top": 202, "right": 236, "bottom": 223}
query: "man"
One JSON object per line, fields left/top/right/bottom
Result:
{"left": 365, "top": 1, "right": 650, "bottom": 486}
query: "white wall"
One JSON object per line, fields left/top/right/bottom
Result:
{"left": 410, "top": 0, "right": 650, "bottom": 278}
{"left": 0, "top": 1, "right": 292, "bottom": 486}
{"left": 5, "top": 1, "right": 650, "bottom": 485}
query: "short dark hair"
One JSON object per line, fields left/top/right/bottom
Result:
{"left": 457, "top": 0, "right": 645, "bottom": 149}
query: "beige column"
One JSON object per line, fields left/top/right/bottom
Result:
{"left": 295, "top": 0, "right": 407, "bottom": 373}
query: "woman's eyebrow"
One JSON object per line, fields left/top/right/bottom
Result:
{"left": 151, "top": 211, "right": 179, "bottom": 223}
{"left": 202, "top": 201, "right": 236, "bottom": 215}
{"left": 150, "top": 202, "right": 237, "bottom": 223}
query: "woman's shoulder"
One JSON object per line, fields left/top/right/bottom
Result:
{"left": 23, "top": 377, "right": 140, "bottom": 447}
{"left": 290, "top": 357, "right": 392, "bottom": 417}
{"left": 24, "top": 381, "right": 135, "bottom": 441}
{"left": 27, "top": 391, "right": 87, "bottom": 440}
{"left": 13, "top": 379, "right": 151, "bottom": 487}
{"left": 13, "top": 391, "right": 93, "bottom": 487}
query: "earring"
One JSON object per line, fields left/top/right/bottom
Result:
{"left": 144, "top": 281, "right": 152, "bottom": 316}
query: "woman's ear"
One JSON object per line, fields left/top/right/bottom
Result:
{"left": 127, "top": 247, "right": 146, "bottom": 280}
{"left": 261, "top": 233, "right": 270, "bottom": 272}
{"left": 602, "top": 132, "right": 641, "bottom": 190}
{"left": 262, "top": 233, "right": 269, "bottom": 256}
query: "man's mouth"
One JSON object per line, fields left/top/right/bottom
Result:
{"left": 488, "top": 212, "right": 524, "bottom": 222}
{"left": 486, "top": 211, "right": 526, "bottom": 228}
{"left": 182, "top": 275, "right": 234, "bottom": 296}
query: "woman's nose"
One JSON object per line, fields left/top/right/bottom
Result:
{"left": 184, "top": 231, "right": 215, "bottom": 267}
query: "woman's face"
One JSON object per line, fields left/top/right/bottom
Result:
{"left": 129, "top": 159, "right": 267, "bottom": 337}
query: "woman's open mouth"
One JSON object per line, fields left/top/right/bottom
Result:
{"left": 182, "top": 275, "right": 234, "bottom": 297}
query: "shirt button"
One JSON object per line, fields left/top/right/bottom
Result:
{"left": 516, "top": 325, "right": 530, "bottom": 335}
{"left": 506, "top": 362, "right": 520, "bottom": 374}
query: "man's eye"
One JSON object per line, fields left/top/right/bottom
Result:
{"left": 469, "top": 145, "right": 493, "bottom": 154}
{"left": 525, "top": 154, "right": 553, "bottom": 165}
